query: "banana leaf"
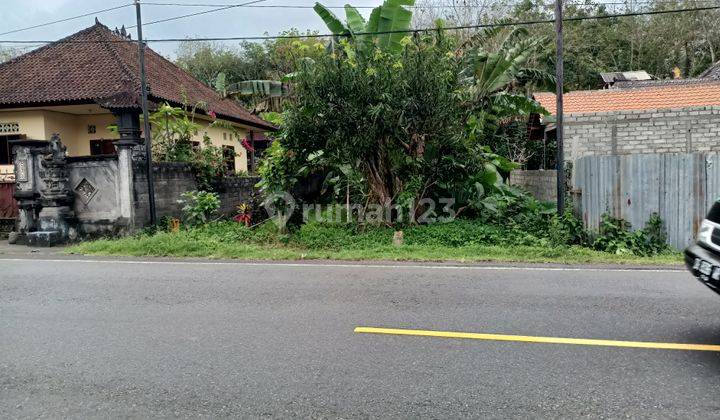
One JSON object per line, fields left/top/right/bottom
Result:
{"left": 313, "top": 3, "right": 350, "bottom": 35}
{"left": 375, "top": 0, "right": 415, "bottom": 54}
{"left": 227, "top": 80, "right": 286, "bottom": 97}
{"left": 344, "top": 5, "right": 366, "bottom": 34}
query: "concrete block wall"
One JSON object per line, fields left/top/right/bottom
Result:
{"left": 216, "top": 176, "right": 262, "bottom": 217}
{"left": 133, "top": 162, "right": 197, "bottom": 227}
{"left": 564, "top": 106, "right": 720, "bottom": 163}
{"left": 509, "top": 169, "right": 557, "bottom": 202}
{"left": 133, "top": 162, "right": 261, "bottom": 227}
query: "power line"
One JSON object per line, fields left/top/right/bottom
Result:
{"left": 141, "top": 1, "right": 552, "bottom": 9}
{"left": 145, "top": 5, "right": 720, "bottom": 41}
{"left": 2, "top": 4, "right": 720, "bottom": 44}
{"left": 142, "top": 0, "right": 720, "bottom": 7}
{"left": 143, "top": 2, "right": 510, "bottom": 9}
{"left": 0, "top": 4, "right": 133, "bottom": 37}
{"left": 127, "top": 0, "right": 268, "bottom": 28}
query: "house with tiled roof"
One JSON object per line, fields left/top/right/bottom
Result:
{"left": 533, "top": 71, "right": 720, "bottom": 164}
{"left": 0, "top": 22, "right": 275, "bottom": 181}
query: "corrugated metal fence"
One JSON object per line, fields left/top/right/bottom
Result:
{"left": 575, "top": 153, "right": 720, "bottom": 250}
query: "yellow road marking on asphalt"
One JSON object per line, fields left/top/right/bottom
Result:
{"left": 354, "top": 327, "right": 720, "bottom": 352}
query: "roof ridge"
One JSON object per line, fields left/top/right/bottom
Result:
{"left": 538, "top": 79, "right": 720, "bottom": 97}
{"left": 94, "top": 25, "right": 140, "bottom": 96}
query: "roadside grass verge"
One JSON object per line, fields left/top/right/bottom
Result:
{"left": 68, "top": 220, "right": 683, "bottom": 266}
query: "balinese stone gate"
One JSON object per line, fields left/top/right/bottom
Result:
{"left": 11, "top": 134, "right": 136, "bottom": 246}
{"left": 10, "top": 131, "right": 262, "bottom": 246}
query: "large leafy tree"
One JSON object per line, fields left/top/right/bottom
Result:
{"left": 412, "top": 0, "right": 720, "bottom": 90}
{"left": 175, "top": 30, "right": 327, "bottom": 88}
{"left": 260, "top": 12, "right": 553, "bottom": 219}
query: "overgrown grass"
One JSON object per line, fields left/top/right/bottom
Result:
{"left": 68, "top": 220, "right": 683, "bottom": 266}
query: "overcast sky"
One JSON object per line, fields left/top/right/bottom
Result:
{"left": 2, "top": 0, "right": 384, "bottom": 58}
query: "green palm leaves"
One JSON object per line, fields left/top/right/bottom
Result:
{"left": 313, "top": 0, "right": 416, "bottom": 55}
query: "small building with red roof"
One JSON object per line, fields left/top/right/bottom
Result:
{"left": 533, "top": 76, "right": 720, "bottom": 164}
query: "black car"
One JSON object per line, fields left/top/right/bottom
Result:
{"left": 685, "top": 201, "right": 720, "bottom": 295}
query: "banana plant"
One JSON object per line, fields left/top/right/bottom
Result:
{"left": 313, "top": 0, "right": 415, "bottom": 55}
{"left": 460, "top": 27, "right": 555, "bottom": 141}
{"left": 215, "top": 74, "right": 291, "bottom": 113}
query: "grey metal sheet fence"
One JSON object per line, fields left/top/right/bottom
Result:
{"left": 574, "top": 153, "right": 720, "bottom": 249}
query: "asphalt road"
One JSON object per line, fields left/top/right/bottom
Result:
{"left": 1, "top": 257, "right": 719, "bottom": 418}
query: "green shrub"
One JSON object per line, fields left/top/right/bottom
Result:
{"left": 591, "top": 213, "right": 670, "bottom": 256}
{"left": 180, "top": 191, "right": 220, "bottom": 225}
{"left": 548, "top": 210, "right": 587, "bottom": 247}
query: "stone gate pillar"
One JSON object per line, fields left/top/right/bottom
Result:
{"left": 10, "top": 140, "right": 46, "bottom": 242}
{"left": 27, "top": 134, "right": 75, "bottom": 246}
{"left": 113, "top": 109, "right": 144, "bottom": 229}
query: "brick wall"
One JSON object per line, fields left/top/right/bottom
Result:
{"left": 564, "top": 106, "right": 720, "bottom": 163}
{"left": 133, "top": 162, "right": 261, "bottom": 227}
{"left": 509, "top": 169, "right": 557, "bottom": 202}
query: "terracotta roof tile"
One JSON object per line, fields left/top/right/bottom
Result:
{"left": 0, "top": 23, "right": 275, "bottom": 131}
{"left": 534, "top": 81, "right": 720, "bottom": 115}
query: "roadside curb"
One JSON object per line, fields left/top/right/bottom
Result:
{"left": 0, "top": 253, "right": 685, "bottom": 271}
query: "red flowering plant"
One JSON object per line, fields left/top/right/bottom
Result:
{"left": 208, "top": 110, "right": 217, "bottom": 119}
{"left": 233, "top": 203, "right": 252, "bottom": 227}
{"left": 241, "top": 137, "right": 255, "bottom": 153}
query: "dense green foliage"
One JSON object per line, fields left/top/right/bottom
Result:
{"left": 314, "top": 0, "right": 416, "bottom": 55}
{"left": 259, "top": 1, "right": 553, "bottom": 221}
{"left": 156, "top": 0, "right": 686, "bottom": 262}
{"left": 149, "top": 103, "right": 243, "bottom": 189}
{"left": 71, "top": 214, "right": 679, "bottom": 264}
{"left": 176, "top": 30, "right": 327, "bottom": 87}
{"left": 462, "top": 0, "right": 720, "bottom": 90}
{"left": 180, "top": 191, "right": 221, "bottom": 225}
{"left": 175, "top": 0, "right": 720, "bottom": 93}
{"left": 590, "top": 213, "right": 670, "bottom": 256}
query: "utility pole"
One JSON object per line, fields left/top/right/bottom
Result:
{"left": 134, "top": 0, "right": 157, "bottom": 225}
{"left": 554, "top": 0, "right": 565, "bottom": 215}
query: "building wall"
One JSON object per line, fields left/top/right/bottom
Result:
{"left": 191, "top": 117, "right": 250, "bottom": 173}
{"left": 564, "top": 106, "right": 720, "bottom": 164}
{"left": 42, "top": 111, "right": 118, "bottom": 156}
{"left": 0, "top": 107, "right": 253, "bottom": 174}
{"left": 0, "top": 110, "right": 48, "bottom": 178}
{"left": 0, "top": 110, "right": 47, "bottom": 139}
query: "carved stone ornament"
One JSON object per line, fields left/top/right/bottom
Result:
{"left": 14, "top": 159, "right": 27, "bottom": 182}
{"left": 74, "top": 178, "right": 98, "bottom": 205}
{"left": 39, "top": 133, "right": 72, "bottom": 206}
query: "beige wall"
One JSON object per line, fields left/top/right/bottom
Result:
{"left": 0, "top": 110, "right": 47, "bottom": 139}
{"left": 0, "top": 110, "right": 48, "bottom": 177}
{"left": 42, "top": 111, "right": 118, "bottom": 156}
{"left": 191, "top": 117, "right": 250, "bottom": 173}
{"left": 0, "top": 107, "right": 252, "bottom": 174}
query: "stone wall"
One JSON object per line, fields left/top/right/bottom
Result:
{"left": 133, "top": 162, "right": 261, "bottom": 227}
{"left": 509, "top": 169, "right": 557, "bottom": 202}
{"left": 564, "top": 106, "right": 720, "bottom": 163}
{"left": 133, "top": 162, "right": 196, "bottom": 227}
{"left": 216, "top": 176, "right": 262, "bottom": 217}
{"left": 67, "top": 155, "right": 127, "bottom": 235}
